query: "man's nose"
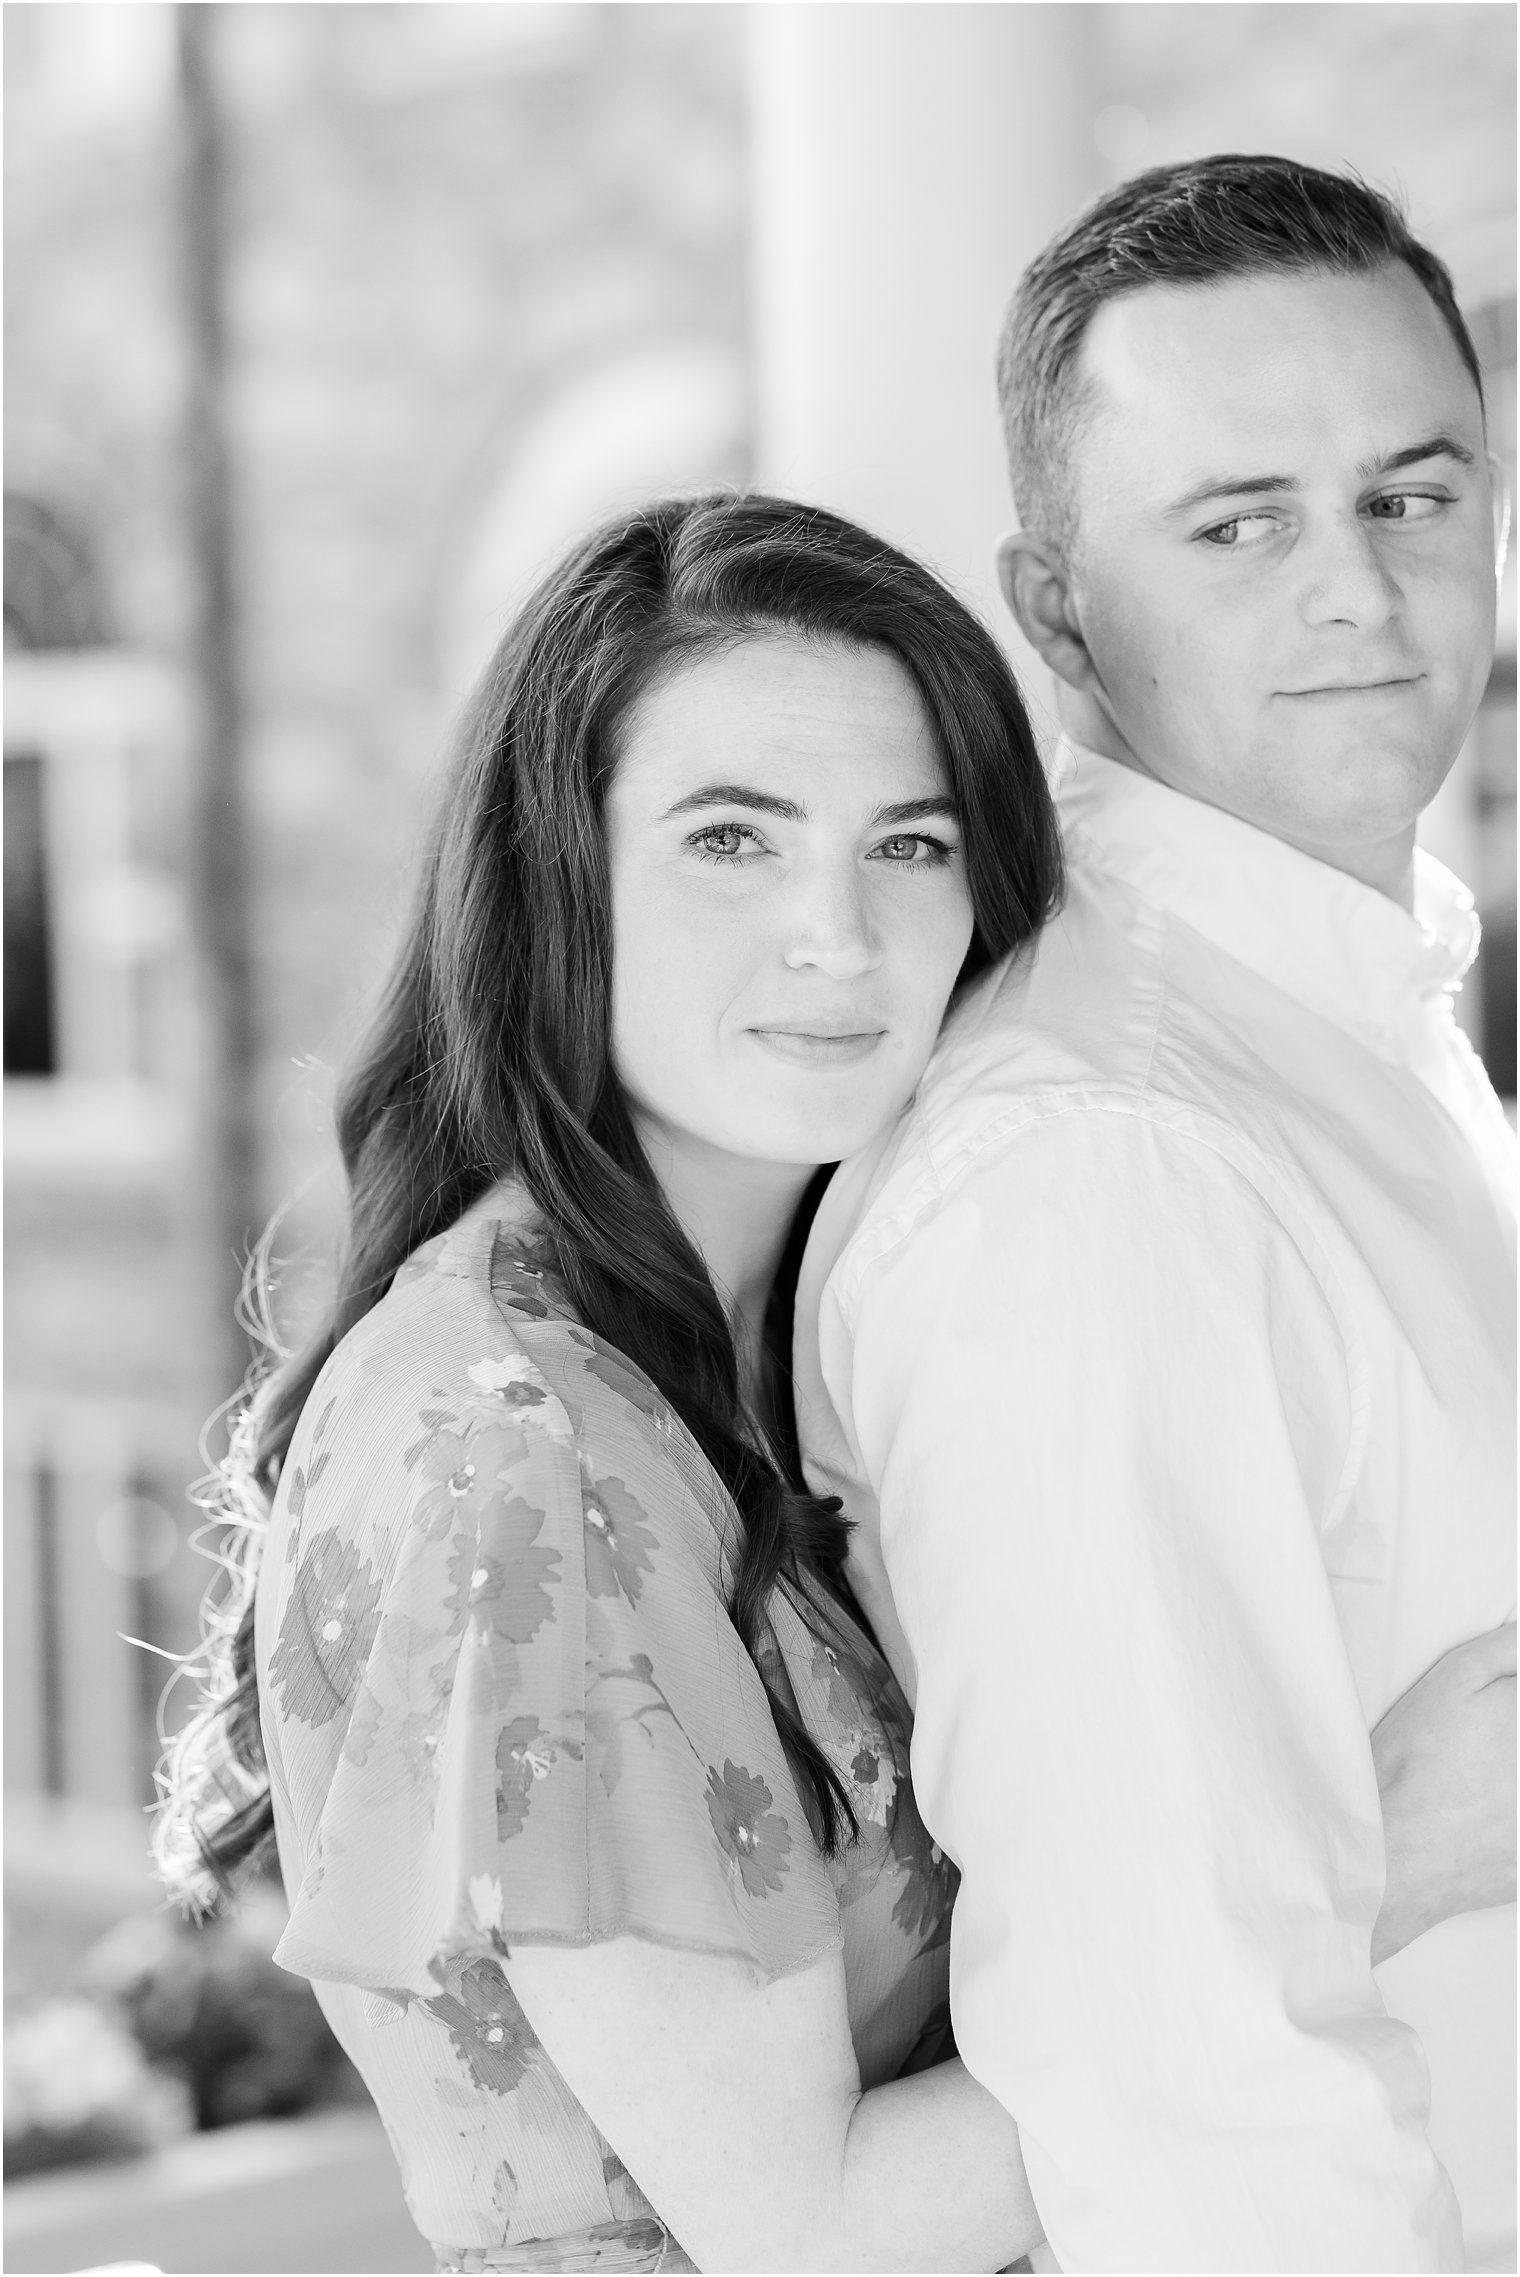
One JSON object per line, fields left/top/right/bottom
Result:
{"left": 1296, "top": 513, "right": 1401, "bottom": 634}
{"left": 781, "top": 863, "right": 882, "bottom": 977}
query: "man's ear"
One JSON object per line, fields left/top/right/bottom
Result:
{"left": 996, "top": 532, "right": 1102, "bottom": 697}
{"left": 1489, "top": 451, "right": 1512, "bottom": 581}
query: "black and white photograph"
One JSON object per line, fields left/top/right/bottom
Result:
{"left": 4, "top": 5, "right": 1515, "bottom": 2273}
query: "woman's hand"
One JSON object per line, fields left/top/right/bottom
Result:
{"left": 1372, "top": 1621, "right": 1516, "bottom": 1966}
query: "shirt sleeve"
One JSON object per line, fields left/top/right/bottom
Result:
{"left": 826, "top": 1103, "right": 1462, "bottom": 2273}
{"left": 265, "top": 1321, "right": 843, "bottom": 2001}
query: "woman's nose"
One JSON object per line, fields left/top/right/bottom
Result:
{"left": 781, "top": 864, "right": 882, "bottom": 977}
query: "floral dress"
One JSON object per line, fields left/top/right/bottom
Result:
{"left": 255, "top": 1184, "right": 958, "bottom": 2272}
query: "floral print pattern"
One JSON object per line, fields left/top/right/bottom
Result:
{"left": 704, "top": 1760, "right": 792, "bottom": 1897}
{"left": 443, "top": 1494, "right": 562, "bottom": 1648}
{"left": 285, "top": 1448, "right": 331, "bottom": 1521}
{"left": 495, "top": 1714, "right": 583, "bottom": 1840}
{"left": 438, "top": 2219, "right": 684, "bottom": 2274}
{"left": 584, "top": 1648, "right": 680, "bottom": 1801}
{"left": 407, "top": 1429, "right": 487, "bottom": 1538}
{"left": 261, "top": 1184, "right": 956, "bottom": 2269}
{"left": 267, "top": 1530, "right": 383, "bottom": 1727}
{"left": 581, "top": 1469, "right": 658, "bottom": 1606}
{"left": 422, "top": 1958, "right": 538, "bottom": 2097}
{"left": 888, "top": 1810, "right": 958, "bottom": 1946}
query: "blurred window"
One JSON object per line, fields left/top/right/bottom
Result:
{"left": 4, "top": 753, "right": 57, "bottom": 1075}
{"left": 4, "top": 494, "right": 98, "bottom": 1088}
{"left": 3, "top": 654, "right": 189, "bottom": 1187}
{"left": 4, "top": 499, "right": 190, "bottom": 1113}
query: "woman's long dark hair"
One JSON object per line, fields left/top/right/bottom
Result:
{"left": 155, "top": 492, "right": 1062, "bottom": 1911}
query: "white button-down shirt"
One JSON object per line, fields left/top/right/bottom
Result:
{"left": 795, "top": 742, "right": 1516, "bottom": 2273}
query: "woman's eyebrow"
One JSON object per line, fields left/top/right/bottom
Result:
{"left": 871, "top": 795, "right": 960, "bottom": 825}
{"left": 662, "top": 784, "right": 807, "bottom": 821}
{"left": 660, "top": 788, "right": 960, "bottom": 824}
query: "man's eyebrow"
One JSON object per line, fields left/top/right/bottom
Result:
{"left": 1363, "top": 432, "right": 1477, "bottom": 478}
{"left": 1164, "top": 432, "right": 1478, "bottom": 521}
{"left": 659, "top": 787, "right": 960, "bottom": 825}
{"left": 1163, "top": 472, "right": 1298, "bottom": 519}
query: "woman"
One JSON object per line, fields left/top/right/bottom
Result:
{"left": 157, "top": 492, "right": 1507, "bottom": 2274}
{"left": 159, "top": 492, "right": 1061, "bottom": 2272}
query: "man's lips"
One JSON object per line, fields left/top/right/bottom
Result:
{"left": 1277, "top": 675, "right": 1424, "bottom": 697}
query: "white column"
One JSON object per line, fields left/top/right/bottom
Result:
{"left": 747, "top": 1, "right": 1099, "bottom": 734}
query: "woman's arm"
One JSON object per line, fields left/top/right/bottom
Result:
{"left": 504, "top": 1934, "right": 1039, "bottom": 2274}
{"left": 500, "top": 1636, "right": 1514, "bottom": 2274}
{"left": 1372, "top": 1620, "right": 1516, "bottom": 1965}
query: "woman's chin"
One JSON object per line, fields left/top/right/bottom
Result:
{"left": 720, "top": 1096, "right": 919, "bottom": 1170}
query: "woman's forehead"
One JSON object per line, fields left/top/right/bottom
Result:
{"left": 612, "top": 638, "right": 943, "bottom": 804}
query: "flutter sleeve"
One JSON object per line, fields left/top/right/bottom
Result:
{"left": 266, "top": 1310, "right": 844, "bottom": 2001}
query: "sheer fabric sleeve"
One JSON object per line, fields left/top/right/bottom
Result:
{"left": 265, "top": 1312, "right": 844, "bottom": 2001}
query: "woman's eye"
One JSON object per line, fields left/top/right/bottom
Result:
{"left": 688, "top": 822, "right": 762, "bottom": 863}
{"left": 1365, "top": 491, "right": 1445, "bottom": 523}
{"left": 1198, "top": 512, "right": 1280, "bottom": 549}
{"left": 873, "top": 833, "right": 953, "bottom": 867}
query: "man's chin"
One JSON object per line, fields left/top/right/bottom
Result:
{"left": 1262, "top": 734, "right": 1455, "bottom": 840}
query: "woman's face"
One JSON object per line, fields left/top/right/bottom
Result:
{"left": 605, "top": 634, "right": 975, "bottom": 1176}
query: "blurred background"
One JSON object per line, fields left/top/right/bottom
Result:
{"left": 4, "top": 4, "right": 1515, "bottom": 2270}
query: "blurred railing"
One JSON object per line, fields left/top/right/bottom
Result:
{"left": 4, "top": 1392, "right": 196, "bottom": 1811}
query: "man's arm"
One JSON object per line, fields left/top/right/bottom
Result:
{"left": 1372, "top": 1622, "right": 1516, "bottom": 1964}
{"left": 830, "top": 1105, "right": 1461, "bottom": 2273}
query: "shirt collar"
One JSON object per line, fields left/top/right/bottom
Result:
{"left": 1053, "top": 739, "right": 1480, "bottom": 1059}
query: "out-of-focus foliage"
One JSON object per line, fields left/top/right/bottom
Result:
{"left": 75, "top": 1887, "right": 364, "bottom": 2133}
{"left": 4, "top": 1882, "right": 364, "bottom": 2179}
{"left": 3, "top": 1993, "right": 193, "bottom": 2179}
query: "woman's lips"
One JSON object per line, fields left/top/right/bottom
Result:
{"left": 749, "top": 1028, "right": 887, "bottom": 1066}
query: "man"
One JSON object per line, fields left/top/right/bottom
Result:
{"left": 795, "top": 156, "right": 1515, "bottom": 2270}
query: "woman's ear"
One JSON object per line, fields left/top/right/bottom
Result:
{"left": 996, "top": 533, "right": 1102, "bottom": 698}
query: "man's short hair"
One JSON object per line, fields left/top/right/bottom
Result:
{"left": 997, "top": 153, "right": 1486, "bottom": 558}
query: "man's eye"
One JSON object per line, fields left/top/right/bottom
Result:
{"left": 1366, "top": 491, "right": 1445, "bottom": 522}
{"left": 689, "top": 822, "right": 762, "bottom": 863}
{"left": 1198, "top": 512, "right": 1280, "bottom": 549}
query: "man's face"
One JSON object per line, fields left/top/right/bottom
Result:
{"left": 1063, "top": 263, "right": 1497, "bottom": 871}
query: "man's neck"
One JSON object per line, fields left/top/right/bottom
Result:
{"left": 1056, "top": 686, "right": 1419, "bottom": 917}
